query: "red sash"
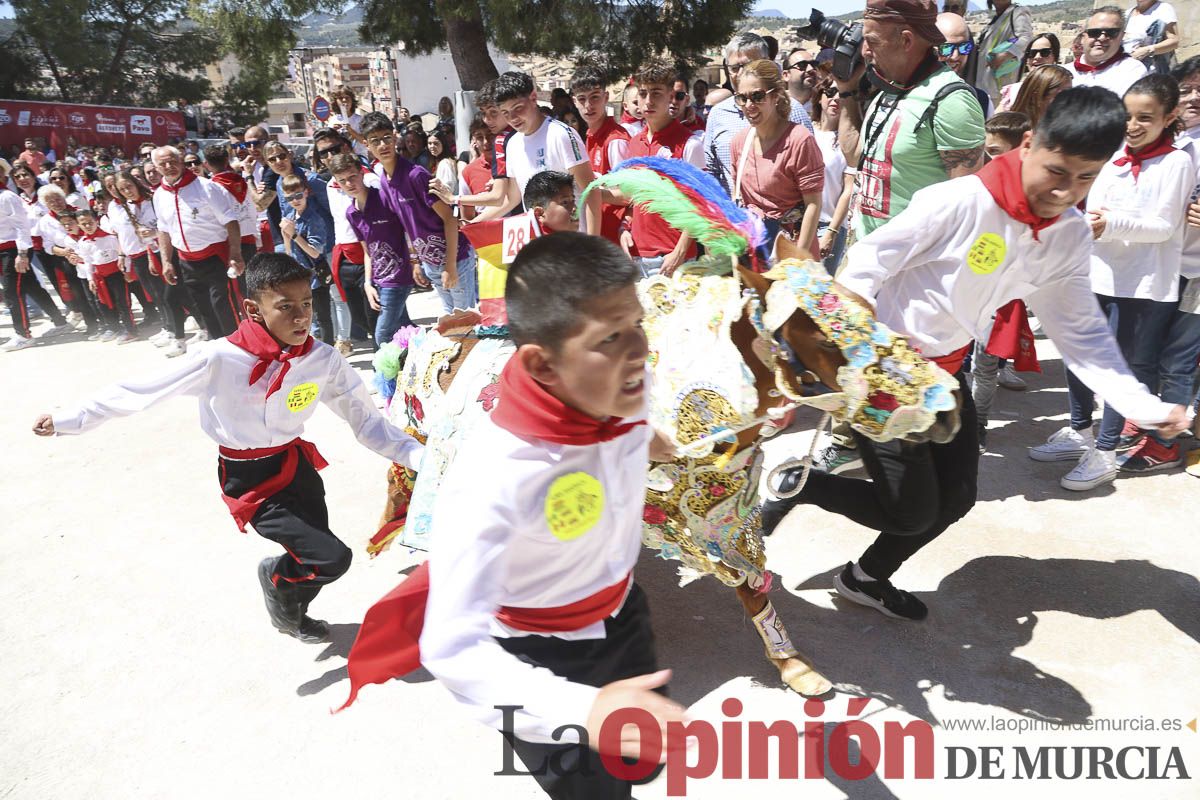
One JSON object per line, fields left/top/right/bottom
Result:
{"left": 91, "top": 260, "right": 123, "bottom": 308}
{"left": 218, "top": 438, "right": 328, "bottom": 531}
{"left": 336, "top": 567, "right": 631, "bottom": 712}
{"left": 985, "top": 299, "right": 1041, "bottom": 372}
{"left": 929, "top": 343, "right": 971, "bottom": 376}
{"left": 330, "top": 242, "right": 365, "bottom": 302}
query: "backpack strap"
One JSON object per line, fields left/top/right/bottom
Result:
{"left": 915, "top": 82, "right": 975, "bottom": 133}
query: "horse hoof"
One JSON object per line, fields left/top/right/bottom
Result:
{"left": 773, "top": 656, "right": 832, "bottom": 697}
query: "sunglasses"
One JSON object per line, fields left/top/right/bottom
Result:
{"left": 725, "top": 61, "right": 749, "bottom": 73}
{"left": 673, "top": 91, "right": 688, "bottom": 102}
{"left": 266, "top": 153, "right": 290, "bottom": 163}
{"left": 316, "top": 145, "right": 343, "bottom": 158}
{"left": 185, "top": 160, "right": 201, "bottom": 166}
{"left": 241, "top": 139, "right": 264, "bottom": 149}
{"left": 1027, "top": 47, "right": 1055, "bottom": 59}
{"left": 1085, "top": 27, "right": 1121, "bottom": 40}
{"left": 937, "top": 41, "right": 975, "bottom": 58}
{"left": 786, "top": 59, "right": 817, "bottom": 71}
{"left": 733, "top": 88, "right": 776, "bottom": 107}
{"left": 284, "top": 192, "right": 306, "bottom": 203}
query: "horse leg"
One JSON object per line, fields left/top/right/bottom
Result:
{"left": 735, "top": 578, "right": 832, "bottom": 697}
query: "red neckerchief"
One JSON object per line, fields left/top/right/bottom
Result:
{"left": 226, "top": 319, "right": 315, "bottom": 400}
{"left": 159, "top": 169, "right": 198, "bottom": 194}
{"left": 1073, "top": 51, "right": 1128, "bottom": 74}
{"left": 490, "top": 357, "right": 645, "bottom": 445}
{"left": 210, "top": 170, "right": 248, "bottom": 203}
{"left": 977, "top": 149, "right": 1059, "bottom": 242}
{"left": 83, "top": 229, "right": 112, "bottom": 240}
{"left": 1113, "top": 131, "right": 1177, "bottom": 183}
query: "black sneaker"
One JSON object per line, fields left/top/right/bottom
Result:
{"left": 290, "top": 615, "right": 331, "bottom": 644}
{"left": 813, "top": 443, "right": 864, "bottom": 475}
{"left": 833, "top": 562, "right": 928, "bottom": 621}
{"left": 257, "top": 558, "right": 299, "bottom": 633}
{"left": 977, "top": 424, "right": 988, "bottom": 455}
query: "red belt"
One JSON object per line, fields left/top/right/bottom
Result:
{"left": 929, "top": 343, "right": 972, "bottom": 376}
{"left": 178, "top": 241, "right": 229, "bottom": 263}
{"left": 218, "top": 438, "right": 327, "bottom": 531}
{"left": 91, "top": 260, "right": 122, "bottom": 308}
{"left": 257, "top": 220, "right": 274, "bottom": 253}
{"left": 330, "top": 242, "right": 365, "bottom": 302}
{"left": 336, "top": 567, "right": 633, "bottom": 712}
{"left": 0, "top": 241, "right": 15, "bottom": 252}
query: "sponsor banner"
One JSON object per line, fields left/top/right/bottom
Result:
{"left": 0, "top": 99, "right": 185, "bottom": 155}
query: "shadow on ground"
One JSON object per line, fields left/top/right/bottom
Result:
{"left": 641, "top": 553, "right": 1200, "bottom": 726}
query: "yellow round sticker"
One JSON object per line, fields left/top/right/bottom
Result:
{"left": 967, "top": 233, "right": 1007, "bottom": 275}
{"left": 285, "top": 382, "right": 320, "bottom": 412}
{"left": 544, "top": 472, "right": 605, "bottom": 542}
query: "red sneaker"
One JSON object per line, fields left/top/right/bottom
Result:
{"left": 1117, "top": 437, "right": 1182, "bottom": 473}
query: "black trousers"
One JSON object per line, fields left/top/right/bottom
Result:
{"left": 40, "top": 252, "right": 99, "bottom": 329}
{"left": 219, "top": 450, "right": 352, "bottom": 609}
{"left": 180, "top": 254, "right": 240, "bottom": 337}
{"left": 337, "top": 260, "right": 379, "bottom": 344}
{"left": 130, "top": 253, "right": 170, "bottom": 328}
{"left": 312, "top": 283, "right": 334, "bottom": 345}
{"left": 497, "top": 584, "right": 664, "bottom": 800}
{"left": 2, "top": 250, "right": 66, "bottom": 338}
{"left": 792, "top": 371, "right": 979, "bottom": 581}
{"left": 97, "top": 271, "right": 138, "bottom": 334}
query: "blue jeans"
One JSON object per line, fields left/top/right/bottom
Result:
{"left": 635, "top": 255, "right": 666, "bottom": 278}
{"left": 1158, "top": 277, "right": 1200, "bottom": 425}
{"left": 1066, "top": 294, "right": 1175, "bottom": 450}
{"left": 375, "top": 285, "right": 415, "bottom": 348}
{"left": 421, "top": 248, "right": 478, "bottom": 313}
{"left": 817, "top": 223, "right": 848, "bottom": 277}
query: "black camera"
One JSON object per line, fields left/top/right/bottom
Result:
{"left": 795, "top": 9, "right": 864, "bottom": 82}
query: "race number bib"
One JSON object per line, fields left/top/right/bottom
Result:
{"left": 545, "top": 472, "right": 604, "bottom": 542}
{"left": 502, "top": 214, "right": 540, "bottom": 264}
{"left": 286, "top": 382, "right": 320, "bottom": 412}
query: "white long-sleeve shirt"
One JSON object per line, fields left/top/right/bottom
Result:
{"left": 152, "top": 176, "right": 240, "bottom": 259}
{"left": 1065, "top": 57, "right": 1147, "bottom": 98}
{"left": 1088, "top": 147, "right": 1192, "bottom": 301}
{"left": 0, "top": 190, "right": 33, "bottom": 250}
{"left": 1177, "top": 125, "right": 1200, "bottom": 281}
{"left": 51, "top": 338, "right": 423, "bottom": 470}
{"left": 75, "top": 228, "right": 125, "bottom": 281}
{"left": 839, "top": 173, "right": 1176, "bottom": 425}
{"left": 327, "top": 169, "right": 380, "bottom": 246}
{"left": 421, "top": 404, "right": 652, "bottom": 744}
{"left": 103, "top": 200, "right": 159, "bottom": 257}
{"left": 17, "top": 193, "right": 46, "bottom": 245}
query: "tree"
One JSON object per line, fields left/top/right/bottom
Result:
{"left": 7, "top": 0, "right": 216, "bottom": 106}
{"left": 357, "top": 0, "right": 756, "bottom": 89}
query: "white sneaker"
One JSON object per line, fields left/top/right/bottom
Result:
{"left": 1029, "top": 426, "right": 1090, "bottom": 462}
{"left": 2, "top": 335, "right": 33, "bottom": 352}
{"left": 66, "top": 311, "right": 83, "bottom": 326}
{"left": 187, "top": 329, "right": 211, "bottom": 345}
{"left": 150, "top": 330, "right": 172, "bottom": 346}
{"left": 1060, "top": 447, "right": 1117, "bottom": 491}
{"left": 164, "top": 338, "right": 187, "bottom": 358}
{"left": 998, "top": 364, "right": 1027, "bottom": 391}
{"left": 115, "top": 332, "right": 139, "bottom": 345}
{"left": 42, "top": 323, "right": 75, "bottom": 338}
{"left": 97, "top": 330, "right": 117, "bottom": 342}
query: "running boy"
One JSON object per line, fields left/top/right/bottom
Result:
{"left": 33, "top": 253, "right": 423, "bottom": 643}
{"left": 762, "top": 87, "right": 1189, "bottom": 620}
{"left": 339, "top": 233, "right": 684, "bottom": 798}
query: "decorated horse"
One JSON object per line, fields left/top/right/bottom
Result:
{"left": 369, "top": 158, "right": 962, "bottom": 697}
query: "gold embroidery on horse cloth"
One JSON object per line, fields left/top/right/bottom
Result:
{"left": 639, "top": 271, "right": 769, "bottom": 586}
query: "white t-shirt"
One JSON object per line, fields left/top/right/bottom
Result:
{"left": 330, "top": 111, "right": 368, "bottom": 157}
{"left": 814, "top": 129, "right": 851, "bottom": 225}
{"left": 503, "top": 115, "right": 588, "bottom": 206}
{"left": 1124, "top": 1, "right": 1177, "bottom": 52}
{"left": 1065, "top": 56, "right": 1147, "bottom": 98}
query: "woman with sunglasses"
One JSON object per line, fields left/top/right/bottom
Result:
{"left": 997, "top": 33, "right": 1060, "bottom": 112}
{"left": 973, "top": 0, "right": 1034, "bottom": 105}
{"left": 729, "top": 59, "right": 823, "bottom": 261}
{"left": 183, "top": 154, "right": 207, "bottom": 177}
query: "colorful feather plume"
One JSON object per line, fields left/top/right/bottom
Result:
{"left": 583, "top": 156, "right": 765, "bottom": 257}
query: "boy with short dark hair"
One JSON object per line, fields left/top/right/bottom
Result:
{"left": 75, "top": 206, "right": 138, "bottom": 344}
{"left": 763, "top": 87, "right": 1188, "bottom": 620}
{"left": 279, "top": 173, "right": 336, "bottom": 345}
{"left": 983, "top": 111, "right": 1032, "bottom": 160}
{"left": 33, "top": 253, "right": 423, "bottom": 643}
{"left": 571, "top": 65, "right": 631, "bottom": 243}
{"left": 340, "top": 232, "right": 684, "bottom": 799}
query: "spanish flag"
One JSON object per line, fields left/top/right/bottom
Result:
{"left": 460, "top": 212, "right": 542, "bottom": 326}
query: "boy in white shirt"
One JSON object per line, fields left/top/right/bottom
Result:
{"left": 761, "top": 87, "right": 1189, "bottom": 620}
{"left": 33, "top": 253, "right": 423, "bottom": 643}
{"left": 339, "top": 233, "right": 685, "bottom": 799}
{"left": 76, "top": 207, "right": 138, "bottom": 344}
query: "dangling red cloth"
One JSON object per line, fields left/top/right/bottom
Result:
{"left": 218, "top": 438, "right": 328, "bottom": 531}
{"left": 226, "top": 319, "right": 315, "bottom": 399}
{"left": 330, "top": 242, "right": 365, "bottom": 302}
{"left": 1072, "top": 51, "right": 1127, "bottom": 74}
{"left": 1113, "top": 131, "right": 1176, "bottom": 183}
{"left": 90, "top": 260, "right": 122, "bottom": 308}
{"left": 335, "top": 359, "right": 644, "bottom": 712}
{"left": 976, "top": 149, "right": 1059, "bottom": 242}
{"left": 210, "top": 170, "right": 248, "bottom": 203}
{"left": 986, "top": 299, "right": 1041, "bottom": 373}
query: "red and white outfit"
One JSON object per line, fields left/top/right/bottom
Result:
{"left": 16, "top": 193, "right": 46, "bottom": 252}
{"left": 210, "top": 170, "right": 261, "bottom": 253}
{"left": 327, "top": 167, "right": 380, "bottom": 302}
{"left": 624, "top": 120, "right": 705, "bottom": 259}
{"left": 585, "top": 116, "right": 631, "bottom": 244}
{"left": 1065, "top": 52, "right": 1147, "bottom": 98}
{"left": 153, "top": 170, "right": 240, "bottom": 263}
{"left": 103, "top": 200, "right": 160, "bottom": 263}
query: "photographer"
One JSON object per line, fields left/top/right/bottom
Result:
{"left": 836, "top": 0, "right": 985, "bottom": 239}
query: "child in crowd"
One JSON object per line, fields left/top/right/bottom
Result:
{"left": 361, "top": 111, "right": 479, "bottom": 314}
{"left": 279, "top": 173, "right": 336, "bottom": 346}
{"left": 973, "top": 111, "right": 1034, "bottom": 451}
{"left": 328, "top": 153, "right": 416, "bottom": 348}
{"left": 339, "top": 233, "right": 684, "bottom": 799}
{"left": 33, "top": 253, "right": 423, "bottom": 643}
{"left": 571, "top": 65, "right": 631, "bottom": 244}
{"left": 523, "top": 170, "right": 584, "bottom": 235}
{"left": 1031, "top": 75, "right": 1194, "bottom": 486}
{"left": 75, "top": 207, "right": 139, "bottom": 345}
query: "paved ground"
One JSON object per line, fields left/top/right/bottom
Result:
{"left": 2, "top": 295, "right": 1198, "bottom": 800}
